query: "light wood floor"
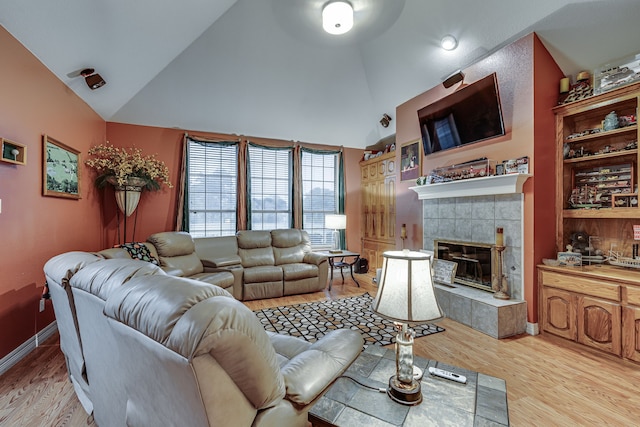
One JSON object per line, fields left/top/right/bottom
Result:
{"left": 2, "top": 274, "right": 640, "bottom": 426}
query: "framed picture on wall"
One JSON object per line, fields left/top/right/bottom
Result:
{"left": 42, "top": 135, "right": 81, "bottom": 199}
{"left": 400, "top": 139, "right": 421, "bottom": 181}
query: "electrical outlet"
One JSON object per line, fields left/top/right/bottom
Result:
{"left": 39, "top": 298, "right": 45, "bottom": 312}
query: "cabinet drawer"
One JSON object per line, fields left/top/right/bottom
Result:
{"left": 627, "top": 286, "right": 640, "bottom": 306}
{"left": 540, "top": 270, "right": 621, "bottom": 301}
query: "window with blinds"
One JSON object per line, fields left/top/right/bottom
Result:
{"left": 248, "top": 145, "right": 292, "bottom": 230}
{"left": 301, "top": 151, "right": 338, "bottom": 247}
{"left": 187, "top": 140, "right": 238, "bottom": 237}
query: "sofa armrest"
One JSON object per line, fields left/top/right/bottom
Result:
{"left": 303, "top": 252, "right": 327, "bottom": 266}
{"left": 279, "top": 329, "right": 363, "bottom": 405}
{"left": 200, "top": 255, "right": 242, "bottom": 269}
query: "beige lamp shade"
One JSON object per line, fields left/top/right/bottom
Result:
{"left": 325, "top": 214, "right": 347, "bottom": 230}
{"left": 372, "top": 250, "right": 443, "bottom": 323}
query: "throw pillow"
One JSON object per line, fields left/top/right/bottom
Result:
{"left": 115, "top": 242, "right": 160, "bottom": 265}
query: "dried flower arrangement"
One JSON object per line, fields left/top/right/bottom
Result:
{"left": 85, "top": 144, "right": 173, "bottom": 191}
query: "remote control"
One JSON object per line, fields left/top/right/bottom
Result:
{"left": 428, "top": 367, "right": 467, "bottom": 384}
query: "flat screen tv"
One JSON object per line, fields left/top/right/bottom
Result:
{"left": 418, "top": 73, "right": 505, "bottom": 155}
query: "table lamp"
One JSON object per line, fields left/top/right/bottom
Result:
{"left": 325, "top": 214, "right": 346, "bottom": 252}
{"left": 371, "top": 250, "right": 443, "bottom": 405}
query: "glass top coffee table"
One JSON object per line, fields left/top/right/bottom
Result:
{"left": 309, "top": 346, "right": 509, "bottom": 426}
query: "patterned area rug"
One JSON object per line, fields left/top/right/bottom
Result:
{"left": 253, "top": 293, "right": 445, "bottom": 347}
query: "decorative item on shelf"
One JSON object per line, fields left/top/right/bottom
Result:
{"left": 542, "top": 258, "right": 561, "bottom": 267}
{"left": 559, "top": 71, "right": 593, "bottom": 104}
{"left": 558, "top": 251, "right": 582, "bottom": 266}
{"left": 85, "top": 143, "right": 173, "bottom": 242}
{"left": 607, "top": 242, "right": 640, "bottom": 269}
{"left": 400, "top": 224, "right": 407, "bottom": 248}
{"left": 603, "top": 111, "right": 620, "bottom": 131}
{"left": 503, "top": 157, "right": 529, "bottom": 175}
{"left": 492, "top": 227, "right": 509, "bottom": 300}
{"left": 371, "top": 250, "right": 443, "bottom": 406}
{"left": 425, "top": 157, "right": 494, "bottom": 184}
{"left": 594, "top": 53, "right": 640, "bottom": 95}
{"left": 1, "top": 137, "right": 27, "bottom": 165}
{"left": 325, "top": 214, "right": 346, "bottom": 252}
{"left": 558, "top": 76, "right": 571, "bottom": 104}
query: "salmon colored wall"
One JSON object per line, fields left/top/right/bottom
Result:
{"left": 105, "top": 123, "right": 363, "bottom": 250}
{"left": 394, "top": 33, "right": 562, "bottom": 324}
{"left": 0, "top": 27, "right": 106, "bottom": 359}
{"left": 531, "top": 35, "right": 565, "bottom": 320}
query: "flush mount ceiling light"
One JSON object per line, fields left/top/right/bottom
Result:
{"left": 440, "top": 34, "right": 458, "bottom": 51}
{"left": 322, "top": 1, "right": 354, "bottom": 35}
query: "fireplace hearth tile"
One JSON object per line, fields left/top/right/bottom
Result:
{"left": 435, "top": 284, "right": 527, "bottom": 339}
{"left": 448, "top": 292, "right": 472, "bottom": 326}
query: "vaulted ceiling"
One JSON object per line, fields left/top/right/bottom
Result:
{"left": 1, "top": 0, "right": 639, "bottom": 148}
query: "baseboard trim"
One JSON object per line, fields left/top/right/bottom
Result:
{"left": 526, "top": 322, "right": 539, "bottom": 336}
{"left": 0, "top": 321, "right": 58, "bottom": 376}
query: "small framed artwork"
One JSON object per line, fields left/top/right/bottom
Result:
{"left": 43, "top": 135, "right": 81, "bottom": 199}
{"left": 432, "top": 259, "right": 458, "bottom": 285}
{"left": 400, "top": 139, "right": 421, "bottom": 181}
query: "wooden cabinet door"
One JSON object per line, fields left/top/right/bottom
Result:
{"left": 541, "top": 286, "right": 576, "bottom": 340}
{"left": 376, "top": 179, "right": 386, "bottom": 240}
{"left": 577, "top": 296, "right": 621, "bottom": 356}
{"left": 385, "top": 176, "right": 396, "bottom": 240}
{"left": 622, "top": 306, "right": 640, "bottom": 362}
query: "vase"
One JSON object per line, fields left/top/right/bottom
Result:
{"left": 107, "top": 176, "right": 147, "bottom": 217}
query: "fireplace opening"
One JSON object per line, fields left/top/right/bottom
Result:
{"left": 435, "top": 240, "right": 495, "bottom": 292}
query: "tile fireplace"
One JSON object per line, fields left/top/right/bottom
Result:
{"left": 435, "top": 239, "right": 494, "bottom": 292}
{"left": 411, "top": 174, "right": 533, "bottom": 337}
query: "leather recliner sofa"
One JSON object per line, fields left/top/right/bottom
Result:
{"left": 44, "top": 252, "right": 363, "bottom": 427}
{"left": 101, "top": 229, "right": 329, "bottom": 301}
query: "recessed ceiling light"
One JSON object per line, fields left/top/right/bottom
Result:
{"left": 322, "top": 1, "right": 354, "bottom": 35}
{"left": 440, "top": 34, "right": 458, "bottom": 51}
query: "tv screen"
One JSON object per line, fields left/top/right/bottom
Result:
{"left": 418, "top": 73, "right": 505, "bottom": 155}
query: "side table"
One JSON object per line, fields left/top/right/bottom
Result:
{"left": 315, "top": 250, "right": 361, "bottom": 291}
{"left": 309, "top": 346, "right": 509, "bottom": 426}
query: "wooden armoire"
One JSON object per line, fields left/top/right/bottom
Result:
{"left": 360, "top": 151, "right": 397, "bottom": 271}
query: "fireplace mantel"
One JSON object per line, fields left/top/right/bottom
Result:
{"left": 410, "top": 173, "right": 531, "bottom": 200}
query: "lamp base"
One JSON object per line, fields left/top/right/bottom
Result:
{"left": 387, "top": 375, "right": 422, "bottom": 406}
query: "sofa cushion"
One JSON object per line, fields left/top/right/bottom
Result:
{"left": 243, "top": 266, "right": 283, "bottom": 284}
{"left": 272, "top": 229, "right": 311, "bottom": 265}
{"left": 190, "top": 271, "right": 235, "bottom": 289}
{"left": 114, "top": 242, "right": 160, "bottom": 265}
{"left": 148, "top": 231, "right": 196, "bottom": 257}
{"left": 239, "top": 247, "right": 275, "bottom": 268}
{"left": 237, "top": 230, "right": 272, "bottom": 249}
{"left": 104, "top": 276, "right": 231, "bottom": 347}
{"left": 69, "top": 259, "right": 166, "bottom": 301}
{"left": 281, "top": 263, "right": 318, "bottom": 281}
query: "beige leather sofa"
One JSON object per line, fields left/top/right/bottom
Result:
{"left": 44, "top": 252, "right": 363, "bottom": 427}
{"left": 101, "top": 229, "right": 329, "bottom": 301}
